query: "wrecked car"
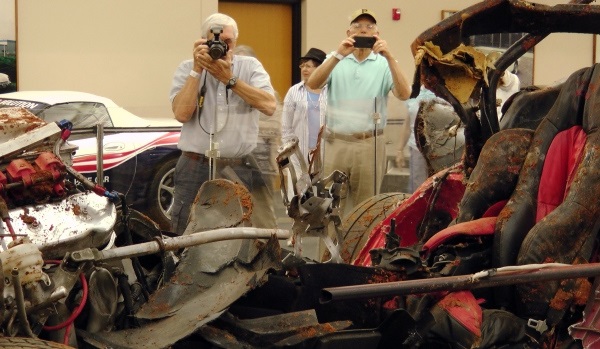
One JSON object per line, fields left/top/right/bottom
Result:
{"left": 3, "top": 0, "right": 600, "bottom": 348}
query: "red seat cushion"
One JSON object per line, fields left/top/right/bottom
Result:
{"left": 536, "top": 125, "right": 586, "bottom": 222}
{"left": 422, "top": 216, "right": 497, "bottom": 255}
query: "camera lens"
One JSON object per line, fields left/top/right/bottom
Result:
{"left": 209, "top": 46, "right": 224, "bottom": 60}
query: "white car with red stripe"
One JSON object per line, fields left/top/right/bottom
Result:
{"left": 0, "top": 91, "right": 181, "bottom": 229}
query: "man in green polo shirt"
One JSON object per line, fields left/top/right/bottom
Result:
{"left": 306, "top": 8, "right": 411, "bottom": 213}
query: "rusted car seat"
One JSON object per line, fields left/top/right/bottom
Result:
{"left": 420, "top": 64, "right": 600, "bottom": 343}
{"left": 497, "top": 65, "right": 600, "bottom": 322}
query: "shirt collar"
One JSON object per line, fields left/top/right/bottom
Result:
{"left": 349, "top": 50, "right": 378, "bottom": 63}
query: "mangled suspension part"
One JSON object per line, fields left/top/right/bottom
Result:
{"left": 277, "top": 137, "right": 348, "bottom": 263}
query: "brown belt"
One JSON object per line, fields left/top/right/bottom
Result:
{"left": 326, "top": 129, "right": 384, "bottom": 141}
{"left": 182, "top": 151, "right": 246, "bottom": 165}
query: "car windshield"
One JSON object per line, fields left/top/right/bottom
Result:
{"left": 0, "top": 98, "right": 113, "bottom": 128}
{"left": 0, "top": 97, "right": 49, "bottom": 114}
{"left": 37, "top": 102, "right": 113, "bottom": 128}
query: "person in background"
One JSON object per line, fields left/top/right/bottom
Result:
{"left": 496, "top": 69, "right": 520, "bottom": 119}
{"left": 232, "top": 44, "right": 256, "bottom": 58}
{"left": 233, "top": 43, "right": 282, "bottom": 194}
{"left": 169, "top": 13, "right": 277, "bottom": 235}
{"left": 306, "top": 8, "right": 411, "bottom": 213}
{"left": 281, "top": 48, "right": 327, "bottom": 191}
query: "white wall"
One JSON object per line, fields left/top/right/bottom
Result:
{"left": 0, "top": 0, "right": 15, "bottom": 40}
{"left": 17, "top": 0, "right": 218, "bottom": 118}
{"left": 535, "top": 33, "right": 594, "bottom": 85}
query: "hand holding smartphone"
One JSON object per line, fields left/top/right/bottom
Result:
{"left": 353, "top": 36, "right": 376, "bottom": 49}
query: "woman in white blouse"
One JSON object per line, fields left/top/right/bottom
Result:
{"left": 281, "top": 48, "right": 328, "bottom": 189}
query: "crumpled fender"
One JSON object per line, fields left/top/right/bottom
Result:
{"left": 354, "top": 165, "right": 466, "bottom": 266}
{"left": 85, "top": 179, "right": 282, "bottom": 349}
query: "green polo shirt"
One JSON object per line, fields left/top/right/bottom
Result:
{"left": 325, "top": 51, "right": 393, "bottom": 134}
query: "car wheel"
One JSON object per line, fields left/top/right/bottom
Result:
{"left": 146, "top": 157, "right": 177, "bottom": 230}
{"left": 321, "top": 192, "right": 410, "bottom": 263}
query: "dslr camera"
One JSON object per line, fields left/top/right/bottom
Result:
{"left": 206, "top": 26, "right": 228, "bottom": 60}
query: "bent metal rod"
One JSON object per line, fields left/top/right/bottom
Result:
{"left": 321, "top": 263, "right": 600, "bottom": 303}
{"left": 69, "top": 227, "right": 291, "bottom": 263}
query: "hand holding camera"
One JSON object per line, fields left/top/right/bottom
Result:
{"left": 193, "top": 25, "right": 229, "bottom": 66}
{"left": 194, "top": 26, "right": 233, "bottom": 84}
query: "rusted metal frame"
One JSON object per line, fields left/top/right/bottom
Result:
{"left": 483, "top": 33, "right": 547, "bottom": 134}
{"left": 411, "top": 0, "right": 600, "bottom": 98}
{"left": 412, "top": 0, "right": 600, "bottom": 72}
{"left": 436, "top": 1, "right": 600, "bottom": 47}
{"left": 483, "top": 0, "right": 594, "bottom": 134}
{"left": 321, "top": 263, "right": 600, "bottom": 303}
{"left": 412, "top": 0, "right": 600, "bottom": 158}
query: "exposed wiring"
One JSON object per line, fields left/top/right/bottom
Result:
{"left": 42, "top": 261, "right": 89, "bottom": 340}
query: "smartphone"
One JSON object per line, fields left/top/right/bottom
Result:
{"left": 354, "top": 36, "right": 376, "bottom": 49}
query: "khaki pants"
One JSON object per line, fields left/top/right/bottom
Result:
{"left": 318, "top": 134, "right": 386, "bottom": 260}
{"left": 323, "top": 134, "right": 386, "bottom": 215}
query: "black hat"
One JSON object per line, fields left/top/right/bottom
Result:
{"left": 299, "top": 48, "right": 326, "bottom": 64}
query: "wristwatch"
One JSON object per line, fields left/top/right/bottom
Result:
{"left": 226, "top": 76, "right": 238, "bottom": 89}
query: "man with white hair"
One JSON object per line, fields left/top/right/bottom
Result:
{"left": 169, "top": 13, "right": 277, "bottom": 235}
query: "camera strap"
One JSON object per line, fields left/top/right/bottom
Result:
{"left": 197, "top": 72, "right": 212, "bottom": 134}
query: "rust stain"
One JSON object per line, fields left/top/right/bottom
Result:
{"left": 19, "top": 212, "right": 37, "bottom": 224}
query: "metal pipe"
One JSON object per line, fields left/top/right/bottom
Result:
{"left": 73, "top": 227, "right": 290, "bottom": 263}
{"left": 95, "top": 124, "right": 104, "bottom": 186}
{"left": 12, "top": 268, "right": 35, "bottom": 338}
{"left": 321, "top": 263, "right": 600, "bottom": 303}
{"left": 26, "top": 286, "right": 68, "bottom": 315}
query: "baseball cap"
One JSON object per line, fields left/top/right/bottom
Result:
{"left": 299, "top": 48, "right": 326, "bottom": 64}
{"left": 350, "top": 9, "right": 377, "bottom": 24}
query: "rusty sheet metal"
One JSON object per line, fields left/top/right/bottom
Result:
{"left": 183, "top": 179, "right": 252, "bottom": 234}
{"left": 0, "top": 107, "right": 46, "bottom": 140}
{"left": 7, "top": 192, "right": 116, "bottom": 259}
{"left": 86, "top": 237, "right": 282, "bottom": 349}
{"left": 415, "top": 43, "right": 486, "bottom": 104}
{"left": 198, "top": 310, "right": 352, "bottom": 348}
